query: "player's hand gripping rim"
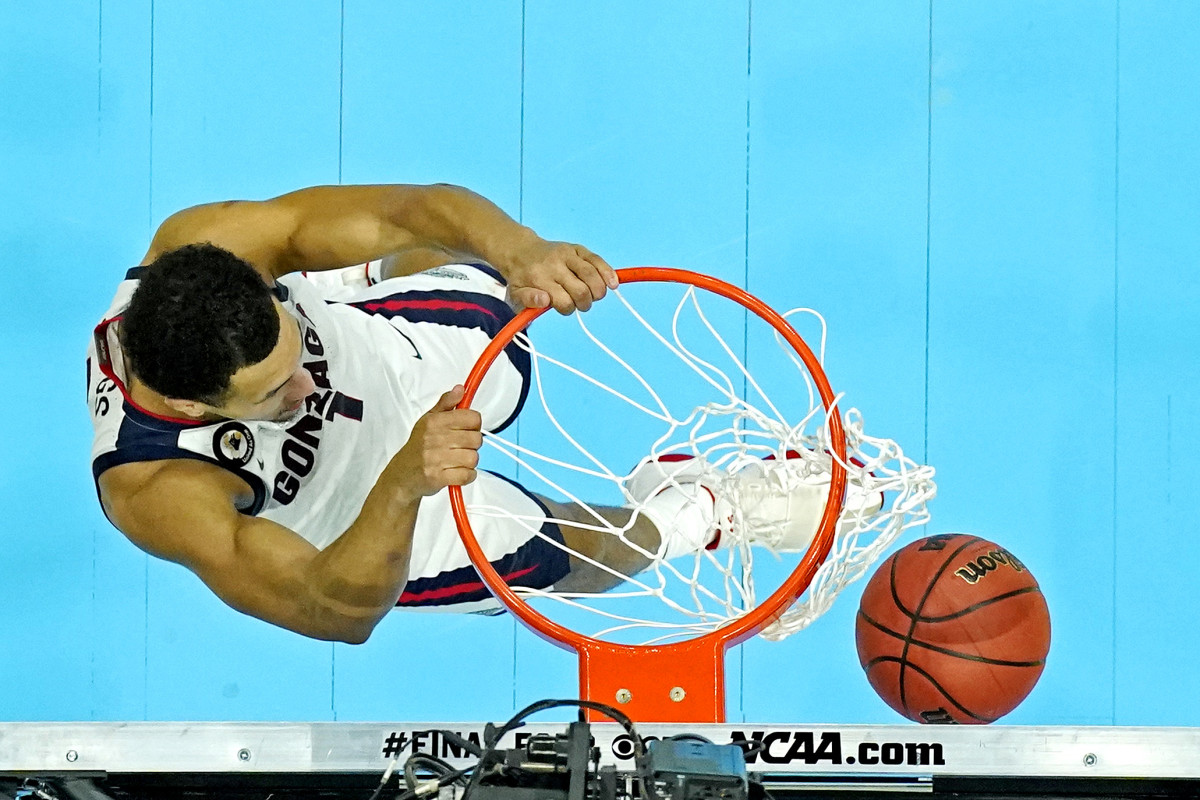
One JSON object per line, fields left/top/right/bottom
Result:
{"left": 391, "top": 385, "right": 483, "bottom": 502}
{"left": 504, "top": 240, "right": 619, "bottom": 315}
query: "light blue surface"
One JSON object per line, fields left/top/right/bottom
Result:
{"left": 336, "top": 0, "right": 525, "bottom": 720}
{"left": 141, "top": 0, "right": 344, "bottom": 722}
{"left": 741, "top": 0, "right": 931, "bottom": 724}
{"left": 1, "top": 1, "right": 1198, "bottom": 726}
{"left": 926, "top": 1, "right": 1119, "bottom": 726}
{"left": 519, "top": 0, "right": 751, "bottom": 718}
{"left": 1114, "top": 1, "right": 1200, "bottom": 726}
{"left": 87, "top": 0, "right": 155, "bottom": 722}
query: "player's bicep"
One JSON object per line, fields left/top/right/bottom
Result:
{"left": 269, "top": 185, "right": 423, "bottom": 275}
{"left": 102, "top": 465, "right": 325, "bottom": 635}
{"left": 193, "top": 515, "right": 333, "bottom": 633}
{"left": 140, "top": 186, "right": 430, "bottom": 280}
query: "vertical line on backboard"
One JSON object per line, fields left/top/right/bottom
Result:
{"left": 94, "top": 0, "right": 102, "bottom": 713}
{"left": 338, "top": 0, "right": 345, "bottom": 184}
{"left": 519, "top": 0, "right": 526, "bottom": 225}
{"left": 91, "top": 529, "right": 98, "bottom": 718}
{"left": 741, "top": 0, "right": 752, "bottom": 722}
{"left": 1111, "top": 0, "right": 1121, "bottom": 725}
{"left": 516, "top": 0, "right": 526, "bottom": 709}
{"left": 147, "top": 0, "right": 155, "bottom": 240}
{"left": 145, "top": 0, "right": 155, "bottom": 719}
{"left": 514, "top": 0, "right": 528, "bottom": 489}
{"left": 923, "top": 0, "right": 933, "bottom": 469}
{"left": 743, "top": 0, "right": 752, "bottom": 296}
{"left": 143, "top": 556, "right": 149, "bottom": 719}
{"left": 331, "top": 644, "right": 338, "bottom": 720}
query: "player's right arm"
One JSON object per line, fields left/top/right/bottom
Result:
{"left": 139, "top": 184, "right": 617, "bottom": 314}
{"left": 97, "top": 387, "right": 482, "bottom": 643}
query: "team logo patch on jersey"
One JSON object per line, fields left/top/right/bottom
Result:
{"left": 213, "top": 422, "right": 256, "bottom": 467}
{"left": 421, "top": 266, "right": 468, "bottom": 281}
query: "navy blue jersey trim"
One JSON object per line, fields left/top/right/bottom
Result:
{"left": 491, "top": 334, "right": 531, "bottom": 435}
{"left": 347, "top": 287, "right": 531, "bottom": 433}
{"left": 116, "top": 400, "right": 207, "bottom": 432}
{"left": 463, "top": 261, "right": 505, "bottom": 285}
{"left": 94, "top": 445, "right": 206, "bottom": 478}
{"left": 92, "top": 447, "right": 268, "bottom": 516}
{"left": 348, "top": 288, "right": 514, "bottom": 337}
{"left": 96, "top": 408, "right": 268, "bottom": 515}
{"left": 395, "top": 474, "right": 568, "bottom": 608}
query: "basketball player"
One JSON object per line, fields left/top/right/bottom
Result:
{"left": 89, "top": 183, "right": 860, "bottom": 643}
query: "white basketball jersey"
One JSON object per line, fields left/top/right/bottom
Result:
{"left": 88, "top": 264, "right": 526, "bottom": 551}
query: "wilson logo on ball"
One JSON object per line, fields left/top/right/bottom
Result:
{"left": 855, "top": 533, "right": 1051, "bottom": 724}
{"left": 954, "top": 549, "right": 1026, "bottom": 585}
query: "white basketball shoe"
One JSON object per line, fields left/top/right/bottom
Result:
{"left": 627, "top": 452, "right": 883, "bottom": 553}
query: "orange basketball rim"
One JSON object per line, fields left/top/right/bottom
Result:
{"left": 449, "top": 267, "right": 848, "bottom": 723}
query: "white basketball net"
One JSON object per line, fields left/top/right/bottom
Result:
{"left": 468, "top": 281, "right": 936, "bottom": 643}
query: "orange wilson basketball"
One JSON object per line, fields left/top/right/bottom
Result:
{"left": 855, "top": 533, "right": 1051, "bottom": 724}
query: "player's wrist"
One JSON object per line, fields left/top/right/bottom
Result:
{"left": 411, "top": 183, "right": 538, "bottom": 276}
{"left": 384, "top": 481, "right": 426, "bottom": 510}
{"left": 484, "top": 225, "right": 542, "bottom": 279}
{"left": 363, "top": 463, "right": 426, "bottom": 516}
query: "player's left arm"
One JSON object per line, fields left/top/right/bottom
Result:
{"left": 143, "top": 183, "right": 618, "bottom": 313}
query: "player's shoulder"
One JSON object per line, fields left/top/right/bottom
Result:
{"left": 98, "top": 458, "right": 253, "bottom": 557}
{"left": 141, "top": 199, "right": 292, "bottom": 278}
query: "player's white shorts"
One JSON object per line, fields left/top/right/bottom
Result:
{"left": 402, "top": 470, "right": 569, "bottom": 613}
{"left": 306, "top": 262, "right": 569, "bottom": 612}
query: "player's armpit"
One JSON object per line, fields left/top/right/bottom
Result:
{"left": 98, "top": 461, "right": 408, "bottom": 643}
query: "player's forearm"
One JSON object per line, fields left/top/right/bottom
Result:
{"left": 303, "top": 482, "right": 422, "bottom": 643}
{"left": 296, "top": 387, "right": 475, "bottom": 643}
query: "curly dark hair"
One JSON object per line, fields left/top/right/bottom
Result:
{"left": 121, "top": 243, "right": 281, "bottom": 403}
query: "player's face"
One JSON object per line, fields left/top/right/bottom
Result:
{"left": 217, "top": 302, "right": 316, "bottom": 422}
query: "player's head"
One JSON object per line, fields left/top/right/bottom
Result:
{"left": 122, "top": 243, "right": 315, "bottom": 422}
